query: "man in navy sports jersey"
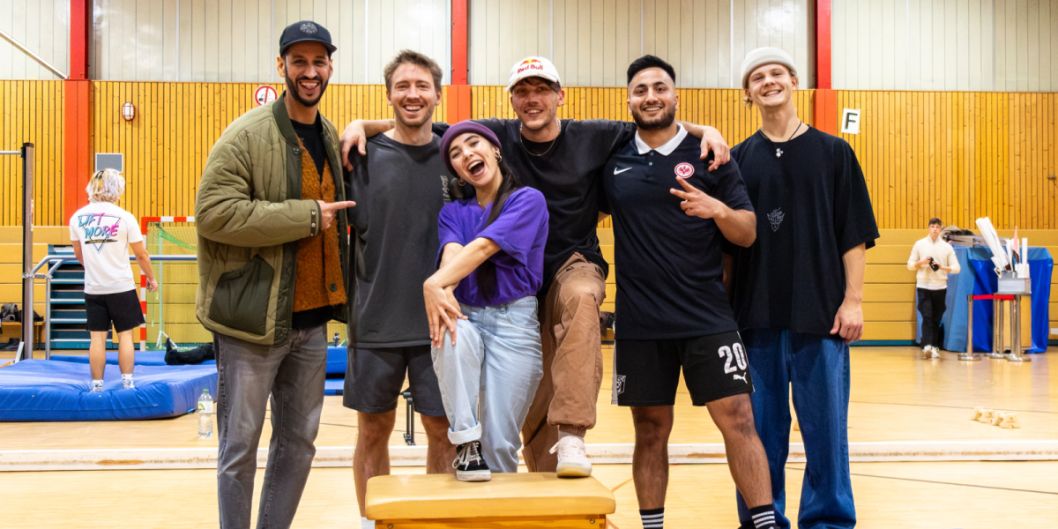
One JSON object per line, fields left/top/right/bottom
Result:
{"left": 602, "top": 55, "right": 777, "bottom": 529}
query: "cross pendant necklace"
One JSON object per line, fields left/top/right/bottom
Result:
{"left": 775, "top": 121, "right": 802, "bottom": 158}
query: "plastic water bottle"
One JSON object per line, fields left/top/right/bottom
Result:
{"left": 197, "top": 388, "right": 214, "bottom": 439}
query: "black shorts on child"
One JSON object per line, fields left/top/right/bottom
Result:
{"left": 85, "top": 289, "right": 144, "bottom": 332}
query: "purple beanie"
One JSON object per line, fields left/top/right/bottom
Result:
{"left": 439, "top": 120, "right": 502, "bottom": 175}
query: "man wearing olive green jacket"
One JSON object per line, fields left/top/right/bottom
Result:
{"left": 195, "top": 20, "right": 355, "bottom": 529}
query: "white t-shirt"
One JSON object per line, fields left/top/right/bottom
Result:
{"left": 906, "top": 235, "right": 961, "bottom": 290}
{"left": 68, "top": 202, "right": 143, "bottom": 295}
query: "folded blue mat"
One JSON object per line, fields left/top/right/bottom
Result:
{"left": 0, "top": 360, "right": 217, "bottom": 421}
{"left": 326, "top": 346, "right": 347, "bottom": 377}
{"left": 50, "top": 350, "right": 216, "bottom": 366}
{"left": 324, "top": 378, "right": 344, "bottom": 396}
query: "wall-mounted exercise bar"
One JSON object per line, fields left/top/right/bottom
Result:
{"left": 2, "top": 144, "right": 34, "bottom": 362}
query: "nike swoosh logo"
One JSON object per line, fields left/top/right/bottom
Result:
{"left": 613, "top": 166, "right": 632, "bottom": 175}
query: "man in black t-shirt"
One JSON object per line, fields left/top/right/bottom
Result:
{"left": 341, "top": 51, "right": 454, "bottom": 529}
{"left": 340, "top": 57, "right": 732, "bottom": 477}
{"left": 729, "top": 47, "right": 879, "bottom": 529}
{"left": 602, "top": 55, "right": 777, "bottom": 529}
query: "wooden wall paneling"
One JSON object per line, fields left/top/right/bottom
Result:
{"left": 0, "top": 81, "right": 64, "bottom": 225}
{"left": 7, "top": 80, "right": 1058, "bottom": 230}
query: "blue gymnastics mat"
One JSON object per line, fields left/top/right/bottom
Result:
{"left": 46, "top": 345, "right": 342, "bottom": 388}
{"left": 0, "top": 360, "right": 217, "bottom": 421}
{"left": 50, "top": 350, "right": 216, "bottom": 366}
{"left": 53, "top": 346, "right": 344, "bottom": 374}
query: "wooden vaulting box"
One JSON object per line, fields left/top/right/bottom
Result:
{"left": 365, "top": 473, "right": 615, "bottom": 529}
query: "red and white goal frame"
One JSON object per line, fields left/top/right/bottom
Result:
{"left": 137, "top": 216, "right": 195, "bottom": 351}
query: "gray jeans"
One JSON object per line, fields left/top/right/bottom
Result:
{"left": 214, "top": 325, "right": 327, "bottom": 529}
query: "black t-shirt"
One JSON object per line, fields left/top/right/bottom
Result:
{"left": 729, "top": 127, "right": 879, "bottom": 336}
{"left": 292, "top": 116, "right": 326, "bottom": 176}
{"left": 291, "top": 114, "right": 332, "bottom": 329}
{"left": 602, "top": 129, "right": 753, "bottom": 339}
{"left": 438, "top": 119, "right": 635, "bottom": 292}
{"left": 345, "top": 133, "right": 449, "bottom": 347}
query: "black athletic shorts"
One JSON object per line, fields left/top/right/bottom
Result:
{"left": 342, "top": 344, "right": 445, "bottom": 416}
{"left": 85, "top": 289, "right": 144, "bottom": 333}
{"left": 612, "top": 331, "right": 753, "bottom": 406}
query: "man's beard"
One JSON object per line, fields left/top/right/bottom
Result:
{"left": 632, "top": 105, "right": 676, "bottom": 131}
{"left": 285, "top": 75, "right": 328, "bottom": 108}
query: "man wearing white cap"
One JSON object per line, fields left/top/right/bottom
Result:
{"left": 340, "top": 55, "right": 731, "bottom": 477}
{"left": 726, "top": 47, "right": 878, "bottom": 529}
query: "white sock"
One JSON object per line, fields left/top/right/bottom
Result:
{"left": 360, "top": 516, "right": 374, "bottom": 529}
{"left": 121, "top": 373, "right": 134, "bottom": 382}
{"left": 91, "top": 379, "right": 104, "bottom": 388}
{"left": 558, "top": 430, "right": 583, "bottom": 443}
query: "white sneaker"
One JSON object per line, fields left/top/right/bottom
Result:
{"left": 921, "top": 346, "right": 933, "bottom": 359}
{"left": 550, "top": 435, "right": 592, "bottom": 478}
{"left": 929, "top": 346, "right": 941, "bottom": 359}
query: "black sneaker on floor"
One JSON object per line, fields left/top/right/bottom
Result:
{"left": 453, "top": 440, "right": 491, "bottom": 482}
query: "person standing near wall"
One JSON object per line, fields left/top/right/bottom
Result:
{"left": 907, "top": 217, "right": 960, "bottom": 359}
{"left": 69, "top": 168, "right": 158, "bottom": 392}
{"left": 195, "top": 20, "right": 353, "bottom": 529}
{"left": 729, "top": 47, "right": 879, "bottom": 529}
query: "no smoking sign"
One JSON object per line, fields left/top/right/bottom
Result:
{"left": 254, "top": 85, "right": 278, "bottom": 106}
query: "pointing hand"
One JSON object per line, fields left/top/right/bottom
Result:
{"left": 317, "top": 200, "right": 356, "bottom": 230}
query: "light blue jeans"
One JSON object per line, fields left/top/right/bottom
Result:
{"left": 431, "top": 296, "right": 544, "bottom": 472}
{"left": 214, "top": 325, "right": 327, "bottom": 529}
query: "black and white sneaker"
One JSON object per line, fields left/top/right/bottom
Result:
{"left": 453, "top": 440, "right": 491, "bottom": 482}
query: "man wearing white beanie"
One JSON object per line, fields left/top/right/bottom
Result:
{"left": 726, "top": 47, "right": 879, "bottom": 529}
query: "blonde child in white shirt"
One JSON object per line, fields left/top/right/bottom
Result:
{"left": 68, "top": 169, "right": 158, "bottom": 391}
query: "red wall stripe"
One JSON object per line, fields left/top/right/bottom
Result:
{"left": 63, "top": 0, "right": 92, "bottom": 221}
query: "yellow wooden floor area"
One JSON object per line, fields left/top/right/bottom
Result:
{"left": 2, "top": 462, "right": 1056, "bottom": 528}
{"left": 1, "top": 346, "right": 1056, "bottom": 527}
{"left": 1, "top": 346, "right": 1054, "bottom": 451}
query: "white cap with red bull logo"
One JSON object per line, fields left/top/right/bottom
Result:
{"left": 507, "top": 56, "right": 562, "bottom": 92}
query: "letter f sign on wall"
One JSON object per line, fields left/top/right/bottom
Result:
{"left": 841, "top": 108, "right": 861, "bottom": 134}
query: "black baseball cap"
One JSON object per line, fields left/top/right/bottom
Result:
{"left": 279, "top": 20, "right": 337, "bottom": 56}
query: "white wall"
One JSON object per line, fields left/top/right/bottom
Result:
{"left": 19, "top": 0, "right": 1055, "bottom": 91}
{"left": 90, "top": 0, "right": 451, "bottom": 84}
{"left": 833, "top": 0, "right": 1058, "bottom": 91}
{"left": 469, "top": 0, "right": 814, "bottom": 88}
{"left": 0, "top": 0, "right": 69, "bottom": 80}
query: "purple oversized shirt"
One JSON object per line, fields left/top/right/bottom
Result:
{"left": 437, "top": 186, "right": 549, "bottom": 307}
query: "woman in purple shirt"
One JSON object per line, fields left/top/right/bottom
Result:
{"left": 424, "top": 121, "right": 549, "bottom": 481}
